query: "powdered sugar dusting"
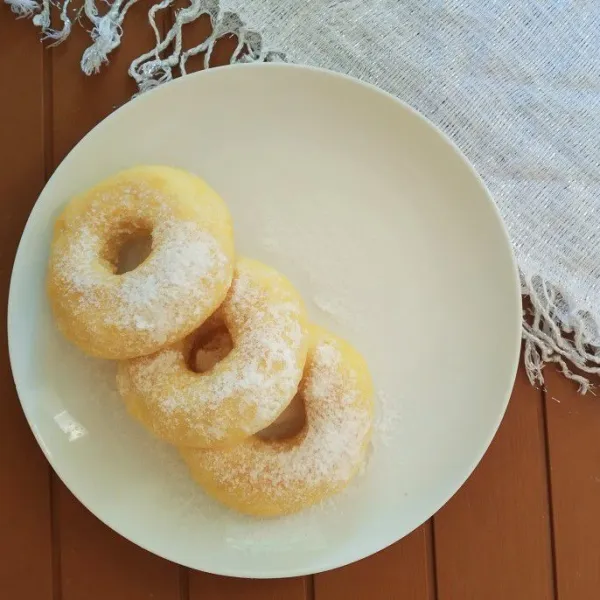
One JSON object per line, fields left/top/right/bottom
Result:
{"left": 106, "top": 222, "right": 228, "bottom": 341}
{"left": 190, "top": 336, "right": 372, "bottom": 508}
{"left": 119, "top": 259, "right": 308, "bottom": 445}
{"left": 216, "top": 267, "right": 306, "bottom": 431}
{"left": 49, "top": 177, "right": 232, "bottom": 357}
{"left": 312, "top": 292, "right": 354, "bottom": 326}
{"left": 374, "top": 389, "right": 402, "bottom": 448}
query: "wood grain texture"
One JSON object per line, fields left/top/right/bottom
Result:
{"left": 544, "top": 366, "right": 600, "bottom": 600}
{"left": 49, "top": 6, "right": 181, "bottom": 599}
{"left": 434, "top": 360, "right": 555, "bottom": 600}
{"left": 190, "top": 572, "right": 310, "bottom": 600}
{"left": 315, "top": 523, "right": 436, "bottom": 600}
{"left": 50, "top": 0, "right": 158, "bottom": 164}
{"left": 0, "top": 8, "right": 54, "bottom": 600}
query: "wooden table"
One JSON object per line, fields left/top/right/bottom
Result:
{"left": 2, "top": 8, "right": 599, "bottom": 599}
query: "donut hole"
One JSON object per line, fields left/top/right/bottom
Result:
{"left": 113, "top": 230, "right": 153, "bottom": 274}
{"left": 189, "top": 325, "right": 234, "bottom": 373}
{"left": 256, "top": 392, "right": 307, "bottom": 441}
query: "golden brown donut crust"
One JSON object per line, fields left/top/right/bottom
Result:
{"left": 117, "top": 257, "right": 310, "bottom": 448}
{"left": 47, "top": 165, "right": 235, "bottom": 359}
{"left": 179, "top": 325, "right": 374, "bottom": 516}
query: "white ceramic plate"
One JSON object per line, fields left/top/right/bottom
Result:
{"left": 8, "top": 64, "right": 521, "bottom": 578}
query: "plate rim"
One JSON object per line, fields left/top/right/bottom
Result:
{"left": 7, "top": 62, "right": 522, "bottom": 578}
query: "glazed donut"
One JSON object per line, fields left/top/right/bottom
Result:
{"left": 179, "top": 325, "right": 374, "bottom": 516}
{"left": 117, "top": 257, "right": 310, "bottom": 448}
{"left": 47, "top": 165, "right": 235, "bottom": 359}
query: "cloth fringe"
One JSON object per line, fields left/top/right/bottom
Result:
{"left": 81, "top": 0, "right": 139, "bottom": 74}
{"left": 3, "top": 0, "right": 283, "bottom": 89}
{"left": 6, "top": 0, "right": 72, "bottom": 44}
{"left": 522, "top": 274, "right": 598, "bottom": 394}
{"left": 4, "top": 0, "right": 597, "bottom": 394}
{"left": 128, "top": 0, "right": 284, "bottom": 93}
{"left": 4, "top": 0, "right": 39, "bottom": 17}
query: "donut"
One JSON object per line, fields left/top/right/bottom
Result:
{"left": 116, "top": 257, "right": 310, "bottom": 448}
{"left": 47, "top": 165, "right": 235, "bottom": 359}
{"left": 179, "top": 325, "right": 374, "bottom": 516}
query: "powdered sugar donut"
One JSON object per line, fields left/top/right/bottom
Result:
{"left": 117, "top": 257, "right": 310, "bottom": 448}
{"left": 179, "top": 325, "right": 374, "bottom": 516}
{"left": 47, "top": 165, "right": 234, "bottom": 359}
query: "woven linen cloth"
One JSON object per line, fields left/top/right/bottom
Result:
{"left": 5, "top": 0, "right": 600, "bottom": 389}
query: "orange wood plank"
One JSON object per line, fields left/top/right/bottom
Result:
{"left": 315, "top": 523, "right": 435, "bottom": 600}
{"left": 51, "top": 0, "right": 159, "bottom": 164}
{"left": 0, "top": 9, "right": 53, "bottom": 600}
{"left": 544, "top": 366, "right": 600, "bottom": 599}
{"left": 434, "top": 360, "right": 555, "bottom": 599}
{"left": 49, "top": 6, "right": 181, "bottom": 599}
{"left": 190, "top": 572, "right": 310, "bottom": 600}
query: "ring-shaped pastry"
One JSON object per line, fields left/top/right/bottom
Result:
{"left": 179, "top": 325, "right": 374, "bottom": 516}
{"left": 117, "top": 257, "right": 310, "bottom": 448}
{"left": 47, "top": 165, "right": 235, "bottom": 359}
